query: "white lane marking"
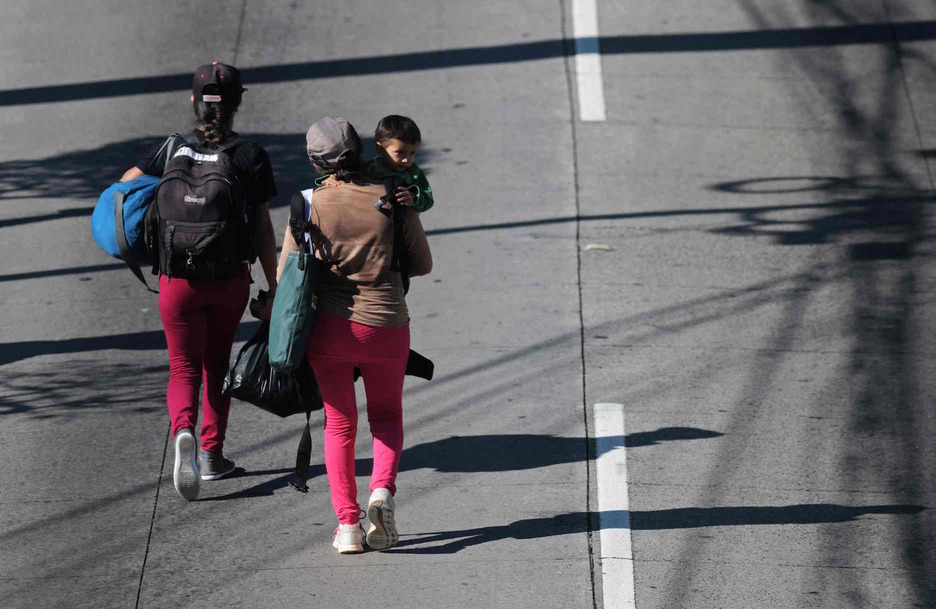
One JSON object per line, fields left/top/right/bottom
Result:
{"left": 572, "top": 0, "right": 607, "bottom": 121}
{"left": 594, "top": 403, "right": 636, "bottom": 609}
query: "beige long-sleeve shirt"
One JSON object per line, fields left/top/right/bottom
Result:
{"left": 276, "top": 177, "right": 432, "bottom": 328}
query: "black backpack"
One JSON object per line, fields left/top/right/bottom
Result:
{"left": 146, "top": 135, "right": 250, "bottom": 280}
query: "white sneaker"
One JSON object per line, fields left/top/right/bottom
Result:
{"left": 332, "top": 523, "right": 365, "bottom": 554}
{"left": 366, "top": 488, "right": 398, "bottom": 550}
{"left": 172, "top": 429, "right": 200, "bottom": 501}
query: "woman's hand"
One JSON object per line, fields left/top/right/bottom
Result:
{"left": 256, "top": 298, "right": 274, "bottom": 321}
{"left": 249, "top": 289, "right": 275, "bottom": 320}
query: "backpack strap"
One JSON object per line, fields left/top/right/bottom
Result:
{"left": 114, "top": 188, "right": 157, "bottom": 293}
{"left": 163, "top": 133, "right": 184, "bottom": 162}
{"left": 383, "top": 176, "right": 411, "bottom": 295}
{"left": 290, "top": 189, "right": 316, "bottom": 272}
{"left": 291, "top": 409, "right": 313, "bottom": 493}
{"left": 289, "top": 188, "right": 334, "bottom": 271}
{"left": 171, "top": 133, "right": 244, "bottom": 156}
{"left": 288, "top": 188, "right": 319, "bottom": 492}
{"left": 288, "top": 190, "right": 312, "bottom": 248}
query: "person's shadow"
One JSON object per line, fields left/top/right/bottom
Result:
{"left": 200, "top": 428, "right": 723, "bottom": 500}
{"left": 199, "top": 432, "right": 925, "bottom": 559}
{"left": 390, "top": 504, "right": 927, "bottom": 555}
{"left": 396, "top": 428, "right": 723, "bottom": 473}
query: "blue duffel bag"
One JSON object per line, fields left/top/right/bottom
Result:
{"left": 91, "top": 173, "right": 160, "bottom": 291}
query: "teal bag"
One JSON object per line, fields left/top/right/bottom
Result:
{"left": 269, "top": 191, "right": 322, "bottom": 372}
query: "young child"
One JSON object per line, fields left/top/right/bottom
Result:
{"left": 362, "top": 115, "right": 434, "bottom": 213}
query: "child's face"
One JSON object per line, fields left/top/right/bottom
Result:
{"left": 376, "top": 138, "right": 420, "bottom": 172}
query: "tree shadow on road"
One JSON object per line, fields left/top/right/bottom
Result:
{"left": 0, "top": 321, "right": 261, "bottom": 369}
{"left": 0, "top": 132, "right": 439, "bottom": 223}
{"left": 0, "top": 361, "right": 167, "bottom": 418}
{"left": 0, "top": 323, "right": 263, "bottom": 419}
{"left": 653, "top": 1, "right": 936, "bottom": 606}
{"left": 2, "top": 20, "right": 935, "bottom": 107}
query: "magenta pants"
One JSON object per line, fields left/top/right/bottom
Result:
{"left": 158, "top": 265, "right": 250, "bottom": 452}
{"left": 307, "top": 311, "right": 410, "bottom": 525}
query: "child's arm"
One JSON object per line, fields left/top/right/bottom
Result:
{"left": 408, "top": 165, "right": 434, "bottom": 213}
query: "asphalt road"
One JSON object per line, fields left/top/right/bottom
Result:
{"left": 1, "top": 1, "right": 935, "bottom": 608}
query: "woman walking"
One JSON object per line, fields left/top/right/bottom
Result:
{"left": 120, "top": 62, "right": 279, "bottom": 501}
{"left": 276, "top": 117, "right": 432, "bottom": 553}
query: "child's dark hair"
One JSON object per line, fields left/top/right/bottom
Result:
{"left": 193, "top": 97, "right": 240, "bottom": 145}
{"left": 375, "top": 115, "right": 421, "bottom": 145}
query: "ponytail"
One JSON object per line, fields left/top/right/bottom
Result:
{"left": 193, "top": 99, "right": 238, "bottom": 146}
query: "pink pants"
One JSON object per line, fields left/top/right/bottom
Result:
{"left": 158, "top": 265, "right": 250, "bottom": 452}
{"left": 307, "top": 311, "right": 410, "bottom": 525}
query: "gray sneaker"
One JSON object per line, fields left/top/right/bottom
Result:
{"left": 199, "top": 450, "right": 236, "bottom": 481}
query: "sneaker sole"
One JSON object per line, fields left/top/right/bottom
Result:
{"left": 366, "top": 500, "right": 398, "bottom": 550}
{"left": 173, "top": 433, "right": 200, "bottom": 501}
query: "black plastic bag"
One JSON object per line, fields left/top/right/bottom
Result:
{"left": 222, "top": 322, "right": 323, "bottom": 417}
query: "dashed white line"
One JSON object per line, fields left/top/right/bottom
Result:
{"left": 572, "top": 0, "right": 607, "bottom": 121}
{"left": 594, "top": 402, "right": 636, "bottom": 609}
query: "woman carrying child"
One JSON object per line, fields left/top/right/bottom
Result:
{"left": 276, "top": 117, "right": 432, "bottom": 553}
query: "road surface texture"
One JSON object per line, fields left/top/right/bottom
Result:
{"left": 1, "top": 1, "right": 934, "bottom": 608}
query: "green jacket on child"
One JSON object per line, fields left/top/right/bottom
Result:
{"left": 361, "top": 158, "right": 434, "bottom": 213}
